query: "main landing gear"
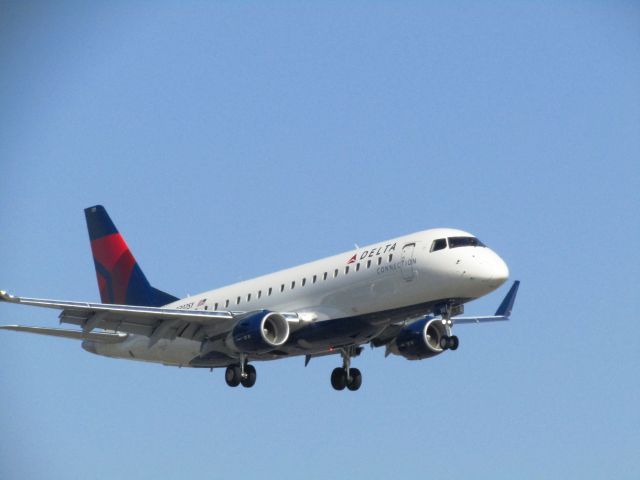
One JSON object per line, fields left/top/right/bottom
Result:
{"left": 330, "top": 346, "right": 362, "bottom": 391}
{"left": 225, "top": 357, "right": 257, "bottom": 388}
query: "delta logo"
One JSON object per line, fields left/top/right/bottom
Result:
{"left": 346, "top": 243, "right": 396, "bottom": 264}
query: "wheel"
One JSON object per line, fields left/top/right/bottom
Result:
{"left": 331, "top": 367, "right": 346, "bottom": 390}
{"left": 225, "top": 365, "right": 241, "bottom": 387}
{"left": 241, "top": 364, "right": 257, "bottom": 388}
{"left": 449, "top": 335, "right": 459, "bottom": 351}
{"left": 439, "top": 336, "right": 450, "bottom": 350}
{"left": 346, "top": 368, "right": 362, "bottom": 391}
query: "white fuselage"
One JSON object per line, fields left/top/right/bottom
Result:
{"left": 87, "top": 228, "right": 509, "bottom": 366}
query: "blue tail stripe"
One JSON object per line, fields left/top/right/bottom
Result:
{"left": 85, "top": 205, "right": 118, "bottom": 240}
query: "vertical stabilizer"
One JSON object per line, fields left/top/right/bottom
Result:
{"left": 84, "top": 205, "right": 178, "bottom": 307}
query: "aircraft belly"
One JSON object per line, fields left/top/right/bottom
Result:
{"left": 288, "top": 317, "right": 379, "bottom": 349}
{"left": 88, "top": 336, "right": 202, "bottom": 367}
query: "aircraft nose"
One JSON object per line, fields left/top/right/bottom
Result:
{"left": 462, "top": 250, "right": 509, "bottom": 291}
{"left": 492, "top": 255, "right": 509, "bottom": 286}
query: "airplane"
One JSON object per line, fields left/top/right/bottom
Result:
{"left": 0, "top": 205, "right": 519, "bottom": 391}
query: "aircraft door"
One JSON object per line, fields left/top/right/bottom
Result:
{"left": 400, "top": 242, "right": 416, "bottom": 282}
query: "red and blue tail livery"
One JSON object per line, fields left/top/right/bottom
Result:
{"left": 84, "top": 205, "right": 177, "bottom": 307}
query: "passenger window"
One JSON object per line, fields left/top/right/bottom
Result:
{"left": 389, "top": 254, "right": 393, "bottom": 262}
{"left": 214, "top": 302, "right": 218, "bottom": 310}
{"left": 356, "top": 263, "right": 360, "bottom": 272}
{"left": 247, "top": 293, "right": 251, "bottom": 302}
{"left": 302, "top": 278, "right": 306, "bottom": 286}
{"left": 345, "top": 266, "right": 349, "bottom": 274}
{"left": 334, "top": 269, "right": 338, "bottom": 278}
{"left": 204, "top": 305, "right": 208, "bottom": 310}
{"left": 291, "top": 281, "right": 295, "bottom": 289}
{"left": 430, "top": 238, "right": 447, "bottom": 252}
{"left": 268, "top": 287, "right": 272, "bottom": 296}
{"left": 367, "top": 260, "right": 371, "bottom": 269}
{"left": 236, "top": 296, "right": 241, "bottom": 305}
{"left": 313, "top": 275, "right": 317, "bottom": 284}
{"left": 258, "top": 290, "right": 262, "bottom": 299}
{"left": 377, "top": 257, "right": 382, "bottom": 265}
{"left": 280, "top": 284, "right": 285, "bottom": 293}
{"left": 323, "top": 272, "right": 328, "bottom": 281}
{"left": 225, "top": 299, "right": 229, "bottom": 308}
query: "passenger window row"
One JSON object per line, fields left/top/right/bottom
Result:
{"left": 203, "top": 253, "right": 396, "bottom": 309}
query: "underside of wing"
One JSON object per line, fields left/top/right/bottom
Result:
{"left": 1, "top": 290, "right": 237, "bottom": 345}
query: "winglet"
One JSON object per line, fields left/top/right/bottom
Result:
{"left": 494, "top": 281, "right": 520, "bottom": 317}
{"left": 0, "top": 290, "right": 17, "bottom": 303}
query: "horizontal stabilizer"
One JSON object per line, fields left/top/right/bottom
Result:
{"left": 0, "top": 325, "right": 128, "bottom": 343}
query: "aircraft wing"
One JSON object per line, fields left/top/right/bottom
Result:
{"left": 0, "top": 290, "right": 238, "bottom": 346}
{"left": 453, "top": 280, "right": 520, "bottom": 325}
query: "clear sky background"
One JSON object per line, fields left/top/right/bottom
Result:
{"left": 1, "top": 2, "right": 638, "bottom": 479}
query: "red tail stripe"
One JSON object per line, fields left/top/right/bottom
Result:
{"left": 110, "top": 250, "right": 136, "bottom": 304}
{"left": 91, "top": 233, "right": 129, "bottom": 270}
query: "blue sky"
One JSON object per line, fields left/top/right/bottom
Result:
{"left": 1, "top": 2, "right": 638, "bottom": 479}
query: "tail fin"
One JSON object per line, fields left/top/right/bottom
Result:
{"left": 84, "top": 205, "right": 178, "bottom": 307}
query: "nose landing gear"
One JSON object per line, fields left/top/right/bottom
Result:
{"left": 439, "top": 335, "right": 459, "bottom": 351}
{"left": 436, "top": 303, "right": 460, "bottom": 351}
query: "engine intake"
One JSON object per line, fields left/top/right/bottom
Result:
{"left": 388, "top": 317, "right": 449, "bottom": 360}
{"left": 229, "top": 310, "right": 290, "bottom": 354}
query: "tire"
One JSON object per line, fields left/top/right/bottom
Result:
{"left": 331, "top": 367, "right": 346, "bottom": 390}
{"left": 241, "top": 364, "right": 257, "bottom": 388}
{"left": 439, "top": 336, "right": 450, "bottom": 350}
{"left": 225, "top": 365, "right": 241, "bottom": 387}
{"left": 449, "top": 335, "right": 459, "bottom": 351}
{"left": 347, "top": 368, "right": 362, "bottom": 391}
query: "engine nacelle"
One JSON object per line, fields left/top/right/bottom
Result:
{"left": 388, "top": 317, "right": 449, "bottom": 360}
{"left": 228, "top": 310, "right": 290, "bottom": 354}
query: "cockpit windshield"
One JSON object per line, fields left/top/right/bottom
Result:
{"left": 430, "top": 238, "right": 447, "bottom": 252}
{"left": 448, "top": 236, "right": 486, "bottom": 248}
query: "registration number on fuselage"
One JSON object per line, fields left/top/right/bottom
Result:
{"left": 176, "top": 302, "right": 194, "bottom": 310}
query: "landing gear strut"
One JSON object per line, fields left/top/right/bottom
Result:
{"left": 330, "top": 346, "right": 362, "bottom": 391}
{"left": 225, "top": 356, "right": 257, "bottom": 388}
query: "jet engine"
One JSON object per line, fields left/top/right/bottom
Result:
{"left": 228, "top": 310, "right": 290, "bottom": 354}
{"left": 388, "top": 317, "right": 452, "bottom": 360}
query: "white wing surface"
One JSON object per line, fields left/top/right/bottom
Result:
{"left": 0, "top": 290, "right": 236, "bottom": 346}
